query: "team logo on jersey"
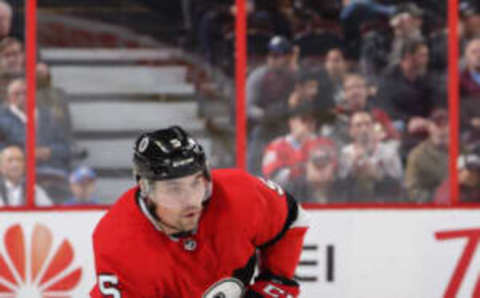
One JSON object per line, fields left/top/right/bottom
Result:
{"left": 0, "top": 224, "right": 82, "bottom": 298}
{"left": 183, "top": 239, "right": 197, "bottom": 251}
{"left": 202, "top": 277, "right": 245, "bottom": 298}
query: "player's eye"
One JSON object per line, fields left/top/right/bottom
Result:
{"left": 166, "top": 186, "right": 182, "bottom": 194}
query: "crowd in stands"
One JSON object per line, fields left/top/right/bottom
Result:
{"left": 219, "top": 0, "right": 480, "bottom": 204}
{"left": 0, "top": 0, "right": 479, "bottom": 206}
{"left": 0, "top": 0, "right": 99, "bottom": 207}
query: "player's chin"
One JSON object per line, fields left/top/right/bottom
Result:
{"left": 181, "top": 213, "right": 201, "bottom": 229}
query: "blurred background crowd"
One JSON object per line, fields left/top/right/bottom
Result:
{"left": 0, "top": 0, "right": 478, "bottom": 206}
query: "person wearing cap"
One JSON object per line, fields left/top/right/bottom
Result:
{"left": 285, "top": 144, "right": 341, "bottom": 203}
{"left": 434, "top": 145, "right": 480, "bottom": 204}
{"left": 261, "top": 100, "right": 335, "bottom": 189}
{"left": 0, "top": 145, "right": 52, "bottom": 207}
{"left": 405, "top": 109, "right": 449, "bottom": 203}
{"left": 247, "top": 35, "right": 299, "bottom": 175}
{"left": 63, "top": 166, "right": 99, "bottom": 205}
{"left": 337, "top": 110, "right": 403, "bottom": 202}
{"left": 247, "top": 35, "right": 298, "bottom": 124}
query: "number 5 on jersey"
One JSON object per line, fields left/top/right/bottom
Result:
{"left": 99, "top": 274, "right": 121, "bottom": 298}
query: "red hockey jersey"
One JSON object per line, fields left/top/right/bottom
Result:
{"left": 90, "top": 169, "right": 308, "bottom": 297}
{"left": 262, "top": 135, "right": 335, "bottom": 180}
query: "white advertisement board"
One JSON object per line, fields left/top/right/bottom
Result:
{"left": 298, "top": 210, "right": 480, "bottom": 298}
{"left": 0, "top": 211, "right": 104, "bottom": 298}
{"left": 0, "top": 210, "right": 479, "bottom": 298}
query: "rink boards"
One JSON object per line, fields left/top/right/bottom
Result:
{"left": 0, "top": 209, "right": 479, "bottom": 298}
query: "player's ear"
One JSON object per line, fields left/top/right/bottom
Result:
{"left": 139, "top": 179, "right": 151, "bottom": 197}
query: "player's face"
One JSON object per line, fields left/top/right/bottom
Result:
{"left": 151, "top": 172, "right": 208, "bottom": 233}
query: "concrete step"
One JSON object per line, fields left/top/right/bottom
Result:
{"left": 69, "top": 101, "right": 203, "bottom": 132}
{"left": 94, "top": 177, "right": 136, "bottom": 204}
{"left": 41, "top": 48, "right": 183, "bottom": 65}
{"left": 77, "top": 137, "right": 212, "bottom": 169}
{"left": 50, "top": 66, "right": 194, "bottom": 96}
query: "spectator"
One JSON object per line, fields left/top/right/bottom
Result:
{"left": 340, "top": 0, "right": 394, "bottom": 61}
{"left": 405, "top": 109, "right": 449, "bottom": 203}
{"left": 262, "top": 101, "right": 335, "bottom": 187}
{"left": 0, "top": 0, "right": 11, "bottom": 40}
{"left": 360, "top": 2, "right": 424, "bottom": 78}
{"left": 428, "top": 27, "right": 448, "bottom": 73}
{"left": 460, "top": 96, "right": 480, "bottom": 149}
{"left": 286, "top": 143, "right": 340, "bottom": 203}
{"left": 337, "top": 110, "right": 403, "bottom": 202}
{"left": 434, "top": 146, "right": 480, "bottom": 204}
{"left": 377, "top": 39, "right": 434, "bottom": 132}
{"left": 0, "top": 79, "right": 71, "bottom": 170}
{"left": 460, "top": 1, "right": 480, "bottom": 44}
{"left": 247, "top": 35, "right": 298, "bottom": 175}
{"left": 36, "top": 62, "right": 73, "bottom": 136}
{"left": 322, "top": 47, "right": 349, "bottom": 105}
{"left": 460, "top": 38, "right": 480, "bottom": 97}
{"left": 0, "top": 145, "right": 51, "bottom": 207}
{"left": 388, "top": 3, "right": 425, "bottom": 67}
{"left": 322, "top": 73, "right": 398, "bottom": 148}
{"left": 0, "top": 79, "right": 72, "bottom": 201}
{"left": 0, "top": 37, "right": 23, "bottom": 75}
{"left": 293, "top": 14, "right": 344, "bottom": 70}
{"left": 0, "top": 37, "right": 23, "bottom": 99}
{"left": 197, "top": 2, "right": 238, "bottom": 67}
{"left": 287, "top": 69, "right": 335, "bottom": 117}
{"left": 63, "top": 166, "right": 100, "bottom": 205}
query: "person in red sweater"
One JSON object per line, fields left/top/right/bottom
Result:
{"left": 262, "top": 101, "right": 335, "bottom": 187}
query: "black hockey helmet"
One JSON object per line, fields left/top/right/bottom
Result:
{"left": 133, "top": 126, "right": 210, "bottom": 181}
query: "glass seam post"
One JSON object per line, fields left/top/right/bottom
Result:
{"left": 26, "top": 0, "right": 37, "bottom": 208}
{"left": 448, "top": 0, "right": 460, "bottom": 205}
{"left": 235, "top": 0, "right": 247, "bottom": 169}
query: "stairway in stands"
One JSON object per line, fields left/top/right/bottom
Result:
{"left": 41, "top": 48, "right": 212, "bottom": 203}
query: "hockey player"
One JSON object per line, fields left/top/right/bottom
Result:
{"left": 90, "top": 126, "right": 309, "bottom": 297}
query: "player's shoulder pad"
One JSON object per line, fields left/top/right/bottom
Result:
{"left": 93, "top": 187, "right": 139, "bottom": 248}
{"left": 211, "top": 169, "right": 285, "bottom": 198}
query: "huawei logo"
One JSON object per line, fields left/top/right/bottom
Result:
{"left": 0, "top": 224, "right": 82, "bottom": 297}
